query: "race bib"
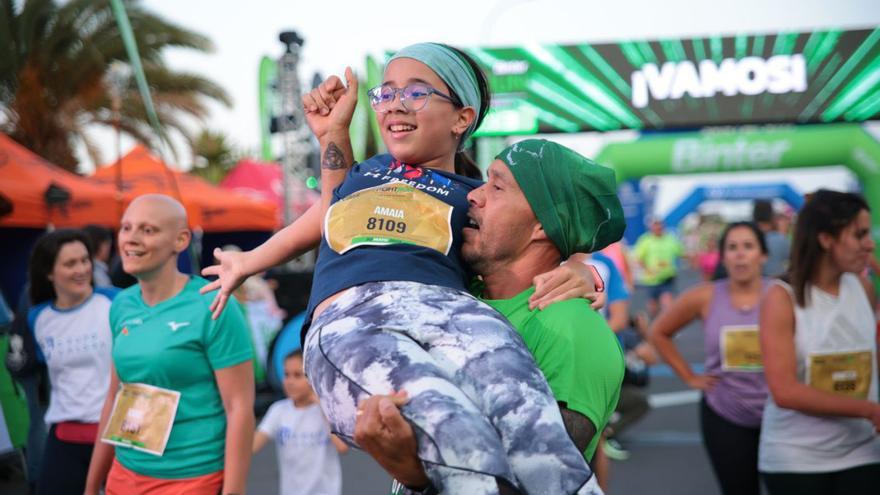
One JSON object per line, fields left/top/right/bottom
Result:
{"left": 720, "top": 325, "right": 763, "bottom": 372}
{"left": 807, "top": 350, "right": 873, "bottom": 399}
{"left": 325, "top": 183, "right": 453, "bottom": 255}
{"left": 101, "top": 383, "right": 181, "bottom": 456}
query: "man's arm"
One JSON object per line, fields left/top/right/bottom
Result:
{"left": 559, "top": 405, "right": 597, "bottom": 454}
{"left": 353, "top": 396, "right": 598, "bottom": 485}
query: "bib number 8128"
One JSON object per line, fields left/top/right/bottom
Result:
{"left": 366, "top": 217, "right": 407, "bottom": 234}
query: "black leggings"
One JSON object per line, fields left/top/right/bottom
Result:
{"left": 700, "top": 398, "right": 761, "bottom": 495}
{"left": 36, "top": 424, "right": 94, "bottom": 495}
{"left": 762, "top": 463, "right": 880, "bottom": 495}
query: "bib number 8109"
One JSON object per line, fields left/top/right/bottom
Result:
{"left": 366, "top": 217, "right": 407, "bottom": 234}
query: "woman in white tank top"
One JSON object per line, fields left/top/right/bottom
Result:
{"left": 759, "top": 189, "right": 880, "bottom": 494}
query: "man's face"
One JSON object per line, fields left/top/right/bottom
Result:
{"left": 462, "top": 159, "right": 540, "bottom": 273}
{"left": 118, "top": 198, "right": 188, "bottom": 278}
{"left": 651, "top": 220, "right": 664, "bottom": 236}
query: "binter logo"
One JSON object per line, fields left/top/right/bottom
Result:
{"left": 671, "top": 138, "right": 791, "bottom": 172}
{"left": 631, "top": 54, "right": 807, "bottom": 108}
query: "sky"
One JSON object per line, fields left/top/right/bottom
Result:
{"left": 86, "top": 0, "right": 880, "bottom": 216}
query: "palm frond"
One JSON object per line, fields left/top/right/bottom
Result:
{"left": 5, "top": 0, "right": 231, "bottom": 172}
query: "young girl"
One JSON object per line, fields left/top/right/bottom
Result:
{"left": 204, "top": 43, "right": 602, "bottom": 494}
{"left": 254, "top": 350, "right": 348, "bottom": 495}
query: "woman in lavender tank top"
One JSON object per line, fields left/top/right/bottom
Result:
{"left": 650, "top": 222, "right": 769, "bottom": 495}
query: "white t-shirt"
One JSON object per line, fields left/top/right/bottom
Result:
{"left": 28, "top": 288, "right": 116, "bottom": 424}
{"left": 258, "top": 399, "right": 342, "bottom": 495}
{"left": 759, "top": 275, "right": 880, "bottom": 473}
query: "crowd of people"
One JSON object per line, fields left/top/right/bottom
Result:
{"left": 1, "top": 39, "right": 878, "bottom": 495}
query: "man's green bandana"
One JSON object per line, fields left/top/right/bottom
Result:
{"left": 497, "top": 139, "right": 625, "bottom": 257}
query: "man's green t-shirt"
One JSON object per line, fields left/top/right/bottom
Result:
{"left": 482, "top": 288, "right": 624, "bottom": 459}
{"left": 109, "top": 276, "right": 253, "bottom": 478}
{"left": 633, "top": 233, "right": 683, "bottom": 285}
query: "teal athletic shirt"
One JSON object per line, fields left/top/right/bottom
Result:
{"left": 482, "top": 287, "right": 625, "bottom": 459}
{"left": 109, "top": 276, "right": 253, "bottom": 478}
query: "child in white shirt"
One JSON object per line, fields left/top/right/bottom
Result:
{"left": 253, "top": 350, "right": 348, "bottom": 495}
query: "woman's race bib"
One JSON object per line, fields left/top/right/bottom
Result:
{"left": 807, "top": 350, "right": 873, "bottom": 399}
{"left": 720, "top": 325, "right": 763, "bottom": 372}
{"left": 325, "top": 183, "right": 453, "bottom": 255}
{"left": 101, "top": 383, "right": 181, "bottom": 456}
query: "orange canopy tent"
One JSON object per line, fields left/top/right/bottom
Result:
{"left": 219, "top": 158, "right": 319, "bottom": 225}
{"left": 0, "top": 133, "right": 119, "bottom": 228}
{"left": 91, "top": 146, "right": 279, "bottom": 232}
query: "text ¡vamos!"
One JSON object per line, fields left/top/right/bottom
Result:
{"left": 631, "top": 54, "right": 807, "bottom": 108}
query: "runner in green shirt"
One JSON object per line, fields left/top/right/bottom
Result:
{"left": 86, "top": 194, "right": 255, "bottom": 495}
{"left": 633, "top": 219, "right": 684, "bottom": 317}
{"left": 106, "top": 276, "right": 252, "bottom": 478}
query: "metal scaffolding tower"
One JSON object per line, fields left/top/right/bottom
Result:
{"left": 276, "top": 31, "right": 315, "bottom": 270}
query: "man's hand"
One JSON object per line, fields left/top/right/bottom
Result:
{"left": 353, "top": 392, "right": 430, "bottom": 488}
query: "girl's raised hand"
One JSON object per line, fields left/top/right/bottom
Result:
{"left": 302, "top": 66, "right": 359, "bottom": 140}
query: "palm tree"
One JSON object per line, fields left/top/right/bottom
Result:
{"left": 0, "top": 0, "right": 231, "bottom": 172}
{"left": 190, "top": 128, "right": 241, "bottom": 184}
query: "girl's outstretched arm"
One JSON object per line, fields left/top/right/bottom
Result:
{"left": 201, "top": 68, "right": 360, "bottom": 318}
{"left": 201, "top": 203, "right": 323, "bottom": 318}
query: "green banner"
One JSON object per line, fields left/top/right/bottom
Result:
{"left": 459, "top": 28, "right": 880, "bottom": 135}
{"left": 258, "top": 56, "right": 277, "bottom": 161}
{"left": 595, "top": 123, "right": 880, "bottom": 285}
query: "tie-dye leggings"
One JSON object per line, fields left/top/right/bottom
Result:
{"left": 303, "top": 281, "right": 600, "bottom": 495}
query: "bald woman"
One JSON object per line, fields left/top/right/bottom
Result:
{"left": 86, "top": 194, "right": 255, "bottom": 495}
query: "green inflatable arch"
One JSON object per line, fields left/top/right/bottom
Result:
{"left": 595, "top": 123, "right": 880, "bottom": 269}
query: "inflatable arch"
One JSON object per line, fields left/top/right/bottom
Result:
{"left": 595, "top": 122, "right": 880, "bottom": 257}
{"left": 663, "top": 183, "right": 805, "bottom": 227}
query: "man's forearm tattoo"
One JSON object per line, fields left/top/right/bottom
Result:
{"left": 560, "top": 405, "right": 597, "bottom": 454}
{"left": 322, "top": 142, "right": 349, "bottom": 170}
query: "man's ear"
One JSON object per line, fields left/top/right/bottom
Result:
{"left": 531, "top": 223, "right": 550, "bottom": 242}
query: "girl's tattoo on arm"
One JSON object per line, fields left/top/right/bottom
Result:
{"left": 322, "top": 142, "right": 350, "bottom": 170}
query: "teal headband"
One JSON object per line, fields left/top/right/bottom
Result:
{"left": 388, "top": 43, "right": 482, "bottom": 149}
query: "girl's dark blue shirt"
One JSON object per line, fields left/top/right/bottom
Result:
{"left": 306, "top": 154, "right": 482, "bottom": 321}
